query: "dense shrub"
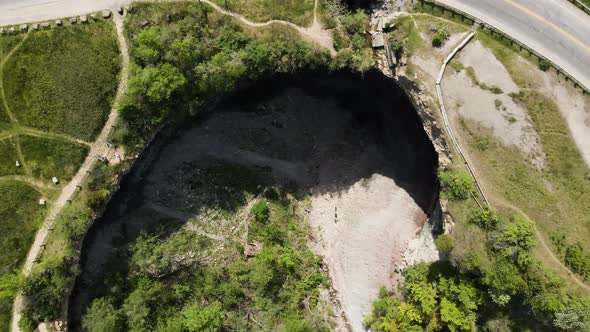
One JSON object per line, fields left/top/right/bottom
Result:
{"left": 538, "top": 59, "right": 551, "bottom": 72}
{"left": 432, "top": 25, "right": 449, "bottom": 47}
{"left": 435, "top": 234, "right": 455, "bottom": 253}
{"left": 365, "top": 263, "right": 482, "bottom": 332}
{"left": 565, "top": 243, "right": 590, "bottom": 278}
{"left": 468, "top": 207, "right": 499, "bottom": 230}
{"left": 438, "top": 168, "right": 473, "bottom": 200}
{"left": 341, "top": 9, "right": 369, "bottom": 35}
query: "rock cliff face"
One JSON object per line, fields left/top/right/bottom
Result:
{"left": 69, "top": 70, "right": 440, "bottom": 331}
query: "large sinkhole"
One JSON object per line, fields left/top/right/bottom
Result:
{"left": 69, "top": 70, "right": 439, "bottom": 331}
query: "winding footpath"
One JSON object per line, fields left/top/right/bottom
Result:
{"left": 10, "top": 13, "right": 129, "bottom": 332}
{"left": 164, "top": 0, "right": 335, "bottom": 54}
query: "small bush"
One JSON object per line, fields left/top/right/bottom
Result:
{"left": 435, "top": 234, "right": 455, "bottom": 253}
{"left": 251, "top": 200, "right": 269, "bottom": 224}
{"left": 388, "top": 36, "right": 403, "bottom": 59}
{"left": 351, "top": 33, "right": 366, "bottom": 50}
{"left": 432, "top": 25, "right": 449, "bottom": 47}
{"left": 438, "top": 168, "right": 473, "bottom": 200}
{"left": 342, "top": 9, "right": 369, "bottom": 35}
{"left": 565, "top": 243, "right": 590, "bottom": 278}
{"left": 538, "top": 59, "right": 550, "bottom": 72}
{"left": 468, "top": 208, "right": 499, "bottom": 230}
{"left": 332, "top": 28, "right": 350, "bottom": 51}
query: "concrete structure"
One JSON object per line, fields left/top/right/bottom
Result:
{"left": 52, "top": 177, "right": 59, "bottom": 185}
{"left": 372, "top": 32, "right": 385, "bottom": 48}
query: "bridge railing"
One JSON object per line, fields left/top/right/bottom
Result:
{"left": 418, "top": 0, "right": 589, "bottom": 95}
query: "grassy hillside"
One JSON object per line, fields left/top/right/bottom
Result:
{"left": 1, "top": 20, "right": 120, "bottom": 141}
{"left": 0, "top": 181, "right": 45, "bottom": 331}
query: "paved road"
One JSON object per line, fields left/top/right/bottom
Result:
{"left": 437, "top": 0, "right": 590, "bottom": 91}
{"left": 0, "top": 0, "right": 127, "bottom": 26}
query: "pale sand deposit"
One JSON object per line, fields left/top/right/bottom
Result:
{"left": 310, "top": 174, "right": 425, "bottom": 331}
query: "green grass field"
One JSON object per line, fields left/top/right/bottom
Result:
{"left": 210, "top": 0, "right": 315, "bottom": 26}
{"left": 19, "top": 135, "right": 88, "bottom": 181}
{"left": 0, "top": 34, "right": 26, "bottom": 124}
{"left": 1, "top": 20, "right": 120, "bottom": 141}
{"left": 0, "top": 137, "right": 24, "bottom": 177}
{"left": 0, "top": 180, "right": 45, "bottom": 330}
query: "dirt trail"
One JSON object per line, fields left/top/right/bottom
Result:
{"left": 10, "top": 13, "right": 129, "bottom": 332}
{"left": 0, "top": 175, "right": 57, "bottom": 194}
{"left": 200, "top": 0, "right": 335, "bottom": 54}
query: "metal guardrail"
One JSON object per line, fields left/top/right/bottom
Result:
{"left": 568, "top": 0, "right": 590, "bottom": 15}
{"left": 419, "top": 0, "right": 590, "bottom": 95}
{"left": 435, "top": 32, "right": 490, "bottom": 207}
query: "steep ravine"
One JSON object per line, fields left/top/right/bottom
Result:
{"left": 68, "top": 70, "right": 439, "bottom": 331}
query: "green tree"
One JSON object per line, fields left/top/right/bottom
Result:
{"left": 553, "top": 297, "right": 590, "bottom": 331}
{"left": 435, "top": 234, "right": 455, "bottom": 253}
{"left": 564, "top": 243, "right": 590, "bottom": 277}
{"left": 183, "top": 301, "right": 225, "bottom": 332}
{"left": 122, "top": 278, "right": 163, "bottom": 331}
{"left": 0, "top": 273, "right": 23, "bottom": 303}
{"left": 342, "top": 9, "right": 369, "bottom": 35}
{"left": 483, "top": 259, "right": 525, "bottom": 306}
{"left": 493, "top": 216, "right": 536, "bottom": 267}
{"left": 82, "top": 297, "right": 124, "bottom": 332}
{"left": 130, "top": 63, "right": 187, "bottom": 103}
{"left": 438, "top": 169, "right": 473, "bottom": 200}
{"left": 468, "top": 207, "right": 499, "bottom": 230}
{"left": 251, "top": 200, "right": 269, "bottom": 224}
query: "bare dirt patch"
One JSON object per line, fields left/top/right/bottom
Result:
{"left": 458, "top": 40, "right": 518, "bottom": 94}
{"left": 443, "top": 71, "right": 546, "bottom": 168}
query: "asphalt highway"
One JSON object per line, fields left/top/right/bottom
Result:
{"left": 0, "top": 0, "right": 127, "bottom": 26}
{"left": 438, "top": 0, "right": 590, "bottom": 90}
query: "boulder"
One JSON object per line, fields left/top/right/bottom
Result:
{"left": 101, "top": 10, "right": 111, "bottom": 18}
